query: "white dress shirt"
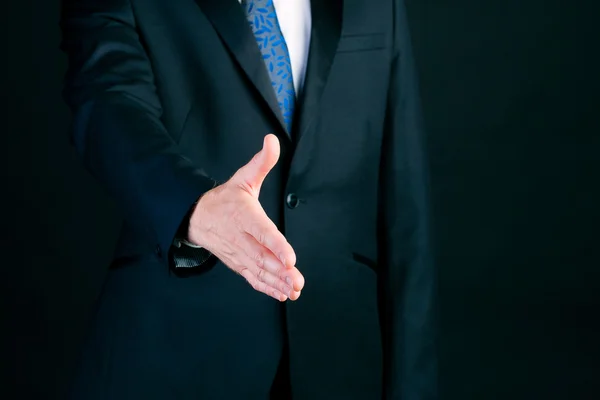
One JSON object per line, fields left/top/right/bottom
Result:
{"left": 239, "top": 0, "right": 312, "bottom": 96}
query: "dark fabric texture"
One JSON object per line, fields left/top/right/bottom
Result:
{"left": 59, "top": 0, "right": 436, "bottom": 399}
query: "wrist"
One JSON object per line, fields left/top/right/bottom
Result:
{"left": 187, "top": 194, "right": 209, "bottom": 247}
{"left": 186, "top": 181, "right": 222, "bottom": 248}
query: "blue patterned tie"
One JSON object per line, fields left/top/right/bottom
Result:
{"left": 243, "top": 0, "right": 296, "bottom": 133}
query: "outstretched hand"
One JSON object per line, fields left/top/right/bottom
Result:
{"left": 187, "top": 134, "right": 304, "bottom": 301}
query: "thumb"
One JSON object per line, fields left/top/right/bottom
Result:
{"left": 233, "top": 134, "right": 280, "bottom": 195}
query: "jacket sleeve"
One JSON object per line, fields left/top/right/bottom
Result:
{"left": 60, "top": 0, "right": 216, "bottom": 265}
{"left": 379, "top": 1, "right": 438, "bottom": 398}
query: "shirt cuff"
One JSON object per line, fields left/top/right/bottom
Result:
{"left": 171, "top": 237, "right": 213, "bottom": 268}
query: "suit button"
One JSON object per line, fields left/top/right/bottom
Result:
{"left": 155, "top": 245, "right": 162, "bottom": 258}
{"left": 286, "top": 193, "right": 299, "bottom": 209}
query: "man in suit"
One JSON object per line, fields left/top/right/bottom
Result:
{"left": 60, "top": 0, "right": 436, "bottom": 399}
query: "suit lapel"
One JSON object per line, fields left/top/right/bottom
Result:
{"left": 194, "top": 0, "right": 289, "bottom": 137}
{"left": 193, "top": 0, "right": 344, "bottom": 142}
{"left": 295, "top": 0, "right": 344, "bottom": 142}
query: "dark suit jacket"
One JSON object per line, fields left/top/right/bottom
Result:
{"left": 60, "top": 0, "right": 437, "bottom": 399}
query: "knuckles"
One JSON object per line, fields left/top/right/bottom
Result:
{"left": 252, "top": 251, "right": 265, "bottom": 268}
{"left": 256, "top": 268, "right": 267, "bottom": 283}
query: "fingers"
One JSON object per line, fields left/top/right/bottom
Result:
{"left": 234, "top": 232, "right": 304, "bottom": 294}
{"left": 239, "top": 205, "right": 297, "bottom": 271}
{"left": 233, "top": 134, "right": 280, "bottom": 195}
{"left": 239, "top": 268, "right": 288, "bottom": 302}
{"left": 285, "top": 266, "right": 305, "bottom": 293}
{"left": 288, "top": 290, "right": 302, "bottom": 301}
{"left": 237, "top": 231, "right": 286, "bottom": 276}
{"left": 239, "top": 261, "right": 304, "bottom": 301}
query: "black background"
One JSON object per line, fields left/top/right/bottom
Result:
{"left": 5, "top": 0, "right": 599, "bottom": 398}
